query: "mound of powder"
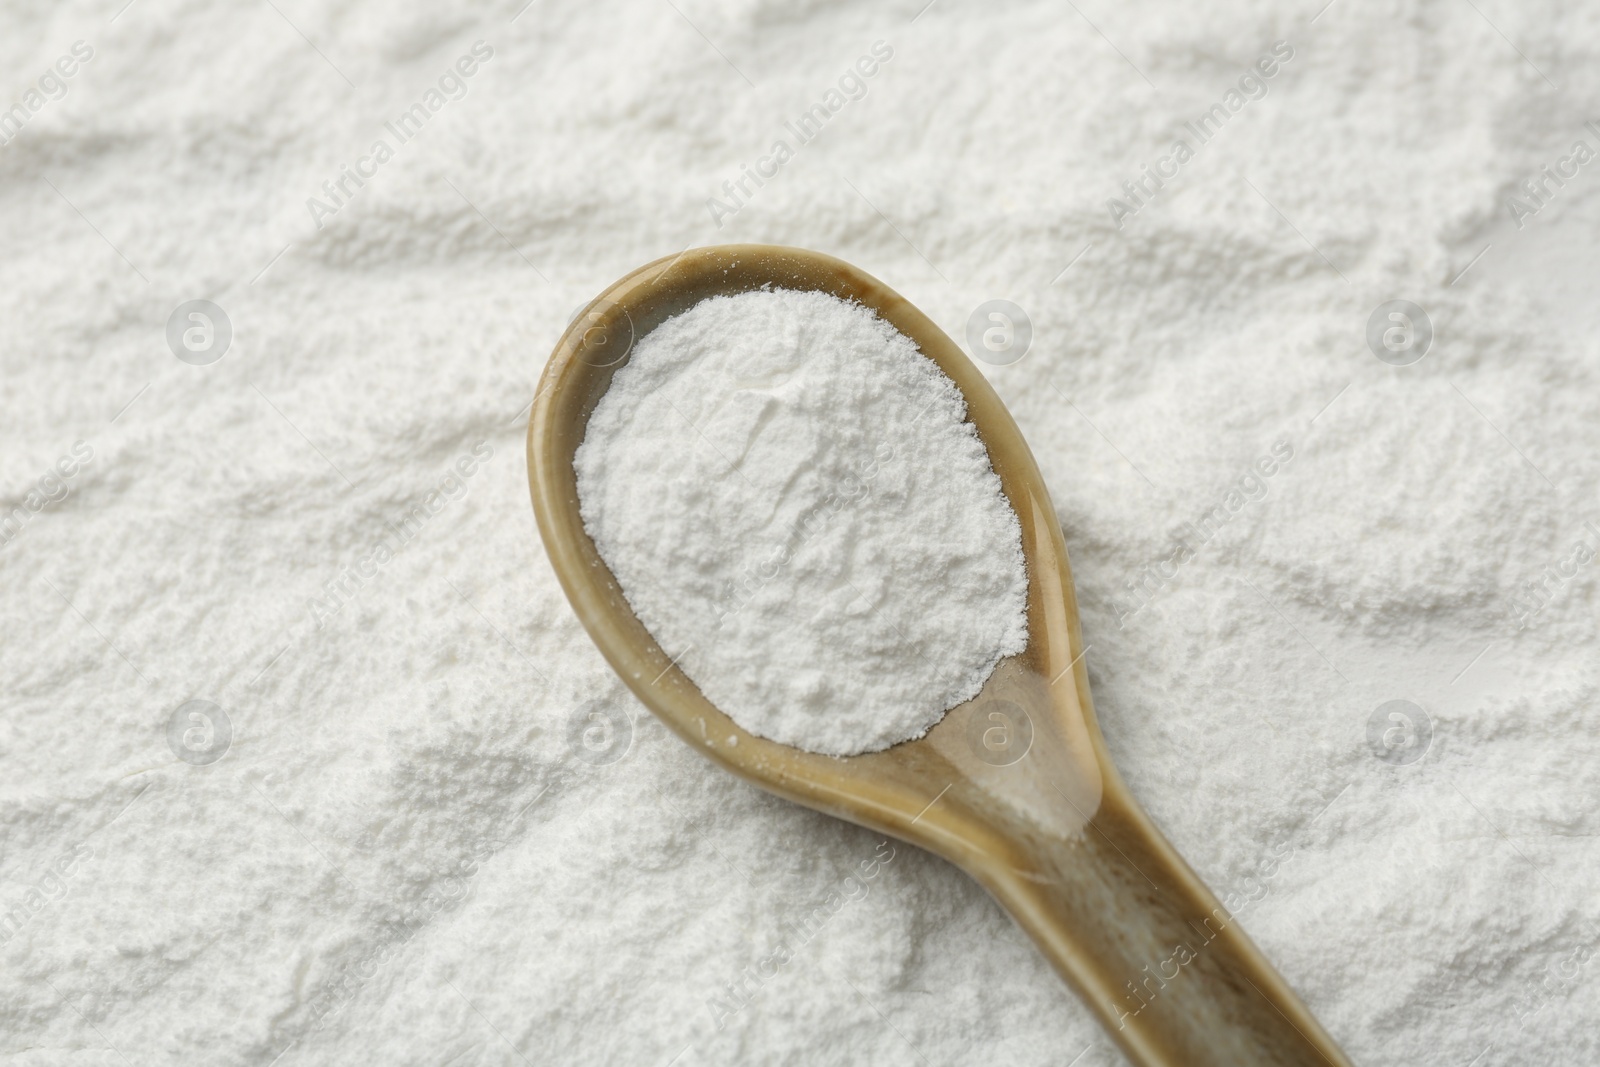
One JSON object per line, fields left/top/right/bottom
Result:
{"left": 574, "top": 288, "right": 1028, "bottom": 756}
{"left": 8, "top": 3, "right": 1600, "bottom": 1064}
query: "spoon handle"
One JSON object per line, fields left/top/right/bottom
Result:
{"left": 984, "top": 785, "right": 1352, "bottom": 1066}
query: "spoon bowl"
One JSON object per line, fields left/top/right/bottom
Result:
{"left": 528, "top": 245, "right": 1352, "bottom": 1067}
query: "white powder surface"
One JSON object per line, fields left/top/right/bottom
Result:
{"left": 3, "top": 2, "right": 1600, "bottom": 1066}
{"left": 574, "top": 288, "right": 1028, "bottom": 756}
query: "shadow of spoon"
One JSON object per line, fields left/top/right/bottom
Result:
{"left": 527, "top": 244, "right": 1352, "bottom": 1067}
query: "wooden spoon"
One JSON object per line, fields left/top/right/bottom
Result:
{"left": 527, "top": 244, "right": 1352, "bottom": 1067}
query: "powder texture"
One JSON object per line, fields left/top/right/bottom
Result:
{"left": 574, "top": 289, "right": 1028, "bottom": 756}
{"left": 3, "top": 2, "right": 1600, "bottom": 1066}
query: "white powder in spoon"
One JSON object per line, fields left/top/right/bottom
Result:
{"left": 574, "top": 288, "right": 1028, "bottom": 756}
